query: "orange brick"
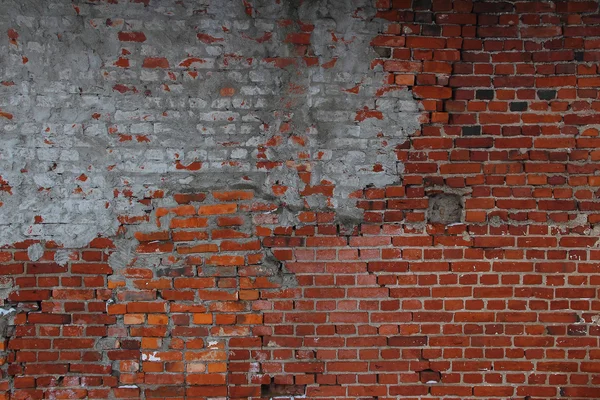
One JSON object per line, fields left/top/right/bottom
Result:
{"left": 198, "top": 204, "right": 237, "bottom": 215}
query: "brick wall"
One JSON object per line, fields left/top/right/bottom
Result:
{"left": 1, "top": 0, "right": 600, "bottom": 399}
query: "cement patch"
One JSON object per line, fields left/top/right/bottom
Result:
{"left": 0, "top": 0, "right": 420, "bottom": 247}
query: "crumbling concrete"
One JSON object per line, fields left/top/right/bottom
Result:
{"left": 0, "top": 0, "right": 420, "bottom": 248}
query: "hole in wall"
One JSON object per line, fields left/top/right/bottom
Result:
{"left": 427, "top": 193, "right": 462, "bottom": 224}
{"left": 261, "top": 382, "right": 307, "bottom": 398}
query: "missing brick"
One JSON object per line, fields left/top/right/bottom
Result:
{"left": 419, "top": 368, "right": 441, "bottom": 384}
{"left": 261, "top": 382, "right": 306, "bottom": 398}
{"left": 427, "top": 193, "right": 462, "bottom": 225}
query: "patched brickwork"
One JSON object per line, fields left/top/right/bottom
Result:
{"left": 1, "top": 0, "right": 600, "bottom": 399}
{"left": 0, "top": 0, "right": 420, "bottom": 248}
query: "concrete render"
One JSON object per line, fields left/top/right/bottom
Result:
{"left": 0, "top": 0, "right": 421, "bottom": 249}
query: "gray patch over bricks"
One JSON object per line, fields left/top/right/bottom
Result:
{"left": 0, "top": 0, "right": 421, "bottom": 249}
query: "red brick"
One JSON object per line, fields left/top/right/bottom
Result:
{"left": 521, "top": 26, "right": 562, "bottom": 38}
{"left": 406, "top": 37, "right": 446, "bottom": 49}
{"left": 413, "top": 86, "right": 453, "bottom": 99}
{"left": 388, "top": 336, "right": 427, "bottom": 346}
{"left": 118, "top": 32, "right": 147, "bottom": 42}
{"left": 142, "top": 57, "right": 169, "bottom": 69}
{"left": 198, "top": 204, "right": 237, "bottom": 215}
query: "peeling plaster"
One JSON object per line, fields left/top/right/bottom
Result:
{"left": 0, "top": 0, "right": 420, "bottom": 247}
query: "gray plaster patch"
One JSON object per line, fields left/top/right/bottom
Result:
{"left": 26, "top": 243, "right": 44, "bottom": 261}
{"left": 107, "top": 238, "right": 136, "bottom": 272}
{"left": 427, "top": 193, "right": 463, "bottom": 225}
{"left": 0, "top": 278, "right": 14, "bottom": 306}
{"left": 0, "top": 307, "right": 16, "bottom": 341}
{"left": 0, "top": 0, "right": 420, "bottom": 247}
{"left": 53, "top": 249, "right": 71, "bottom": 266}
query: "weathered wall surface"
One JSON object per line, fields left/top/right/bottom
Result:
{"left": 1, "top": 0, "right": 600, "bottom": 398}
{"left": 0, "top": 0, "right": 419, "bottom": 248}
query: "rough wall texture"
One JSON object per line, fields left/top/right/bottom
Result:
{"left": 1, "top": 0, "right": 600, "bottom": 398}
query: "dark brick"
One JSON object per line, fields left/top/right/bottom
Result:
{"left": 422, "top": 24, "right": 442, "bottom": 36}
{"left": 538, "top": 90, "right": 557, "bottom": 100}
{"left": 413, "top": 0, "right": 432, "bottom": 10}
{"left": 415, "top": 12, "right": 433, "bottom": 23}
{"left": 462, "top": 126, "right": 482, "bottom": 136}
{"left": 510, "top": 102, "right": 528, "bottom": 111}
{"left": 473, "top": 1, "right": 514, "bottom": 13}
{"left": 476, "top": 90, "right": 494, "bottom": 100}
